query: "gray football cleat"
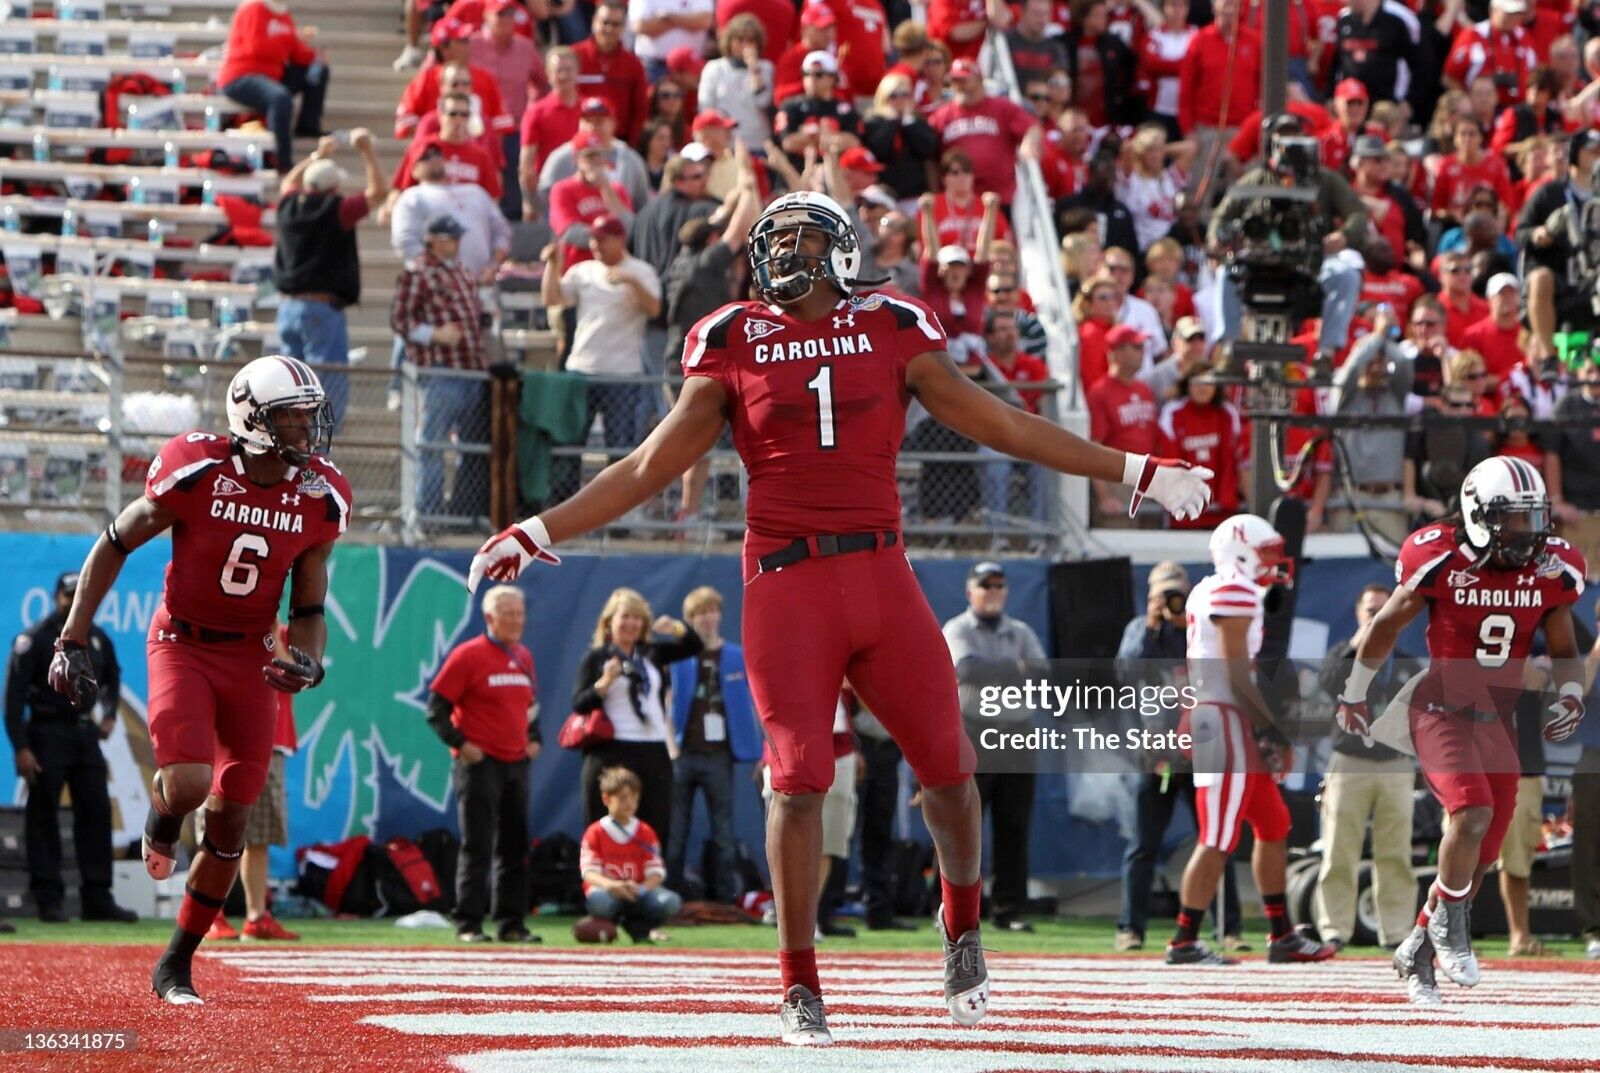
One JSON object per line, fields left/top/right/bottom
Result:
{"left": 778, "top": 984, "right": 832, "bottom": 1046}
{"left": 1426, "top": 899, "right": 1481, "bottom": 987}
{"left": 937, "top": 913, "right": 990, "bottom": 1025}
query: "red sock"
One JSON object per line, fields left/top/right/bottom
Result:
{"left": 779, "top": 948, "right": 820, "bottom": 997}
{"left": 941, "top": 876, "right": 982, "bottom": 937}
{"left": 175, "top": 884, "right": 224, "bottom": 940}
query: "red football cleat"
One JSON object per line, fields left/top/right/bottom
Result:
{"left": 242, "top": 913, "right": 300, "bottom": 941}
{"left": 205, "top": 915, "right": 239, "bottom": 941}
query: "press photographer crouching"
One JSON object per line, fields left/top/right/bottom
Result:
{"left": 1208, "top": 115, "right": 1367, "bottom": 372}
{"left": 1521, "top": 130, "right": 1600, "bottom": 365}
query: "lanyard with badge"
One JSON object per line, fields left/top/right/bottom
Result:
{"left": 698, "top": 651, "right": 726, "bottom": 743}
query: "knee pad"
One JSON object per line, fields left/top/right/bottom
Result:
{"left": 199, "top": 803, "right": 249, "bottom": 861}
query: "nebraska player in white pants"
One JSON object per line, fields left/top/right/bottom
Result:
{"left": 1167, "top": 514, "right": 1337, "bottom": 966}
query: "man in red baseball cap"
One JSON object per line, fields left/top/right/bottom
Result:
{"left": 837, "top": 145, "right": 884, "bottom": 195}
{"left": 547, "top": 129, "right": 635, "bottom": 266}
{"left": 1325, "top": 78, "right": 1370, "bottom": 174}
{"left": 929, "top": 56, "right": 1039, "bottom": 203}
{"left": 1087, "top": 323, "right": 1159, "bottom": 523}
{"left": 774, "top": 5, "right": 839, "bottom": 104}
{"left": 532, "top": 94, "right": 652, "bottom": 214}
{"left": 394, "top": 19, "right": 513, "bottom": 144}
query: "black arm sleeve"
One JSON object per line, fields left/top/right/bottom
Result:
{"left": 425, "top": 691, "right": 467, "bottom": 749}
{"left": 646, "top": 625, "right": 703, "bottom": 668}
{"left": 1318, "top": 640, "right": 1356, "bottom": 703}
{"left": 571, "top": 647, "right": 609, "bottom": 713}
{"left": 4, "top": 642, "right": 28, "bottom": 751}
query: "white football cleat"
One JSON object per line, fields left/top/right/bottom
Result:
{"left": 1427, "top": 899, "right": 1481, "bottom": 987}
{"left": 937, "top": 912, "right": 990, "bottom": 1025}
{"left": 142, "top": 833, "right": 176, "bottom": 881}
{"left": 778, "top": 984, "right": 832, "bottom": 1046}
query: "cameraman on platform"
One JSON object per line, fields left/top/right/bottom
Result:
{"left": 1520, "top": 130, "right": 1600, "bottom": 365}
{"left": 1208, "top": 115, "right": 1367, "bottom": 370}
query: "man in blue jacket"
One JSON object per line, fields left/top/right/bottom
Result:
{"left": 668, "top": 586, "right": 761, "bottom": 901}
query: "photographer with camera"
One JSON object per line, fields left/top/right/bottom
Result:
{"left": 1207, "top": 115, "right": 1367, "bottom": 371}
{"left": 1519, "top": 130, "right": 1600, "bottom": 364}
{"left": 1113, "top": 562, "right": 1245, "bottom": 953}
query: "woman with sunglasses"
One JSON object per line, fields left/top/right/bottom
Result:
{"left": 699, "top": 14, "right": 774, "bottom": 149}
{"left": 1073, "top": 270, "right": 1123, "bottom": 391}
{"left": 648, "top": 81, "right": 689, "bottom": 148}
{"left": 861, "top": 73, "right": 941, "bottom": 209}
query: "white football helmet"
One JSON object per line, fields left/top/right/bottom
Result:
{"left": 748, "top": 190, "right": 863, "bottom": 304}
{"left": 1210, "top": 513, "right": 1293, "bottom": 586}
{"left": 226, "top": 355, "right": 333, "bottom": 465}
{"left": 1461, "top": 456, "right": 1551, "bottom": 567}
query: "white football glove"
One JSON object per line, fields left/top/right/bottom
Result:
{"left": 467, "top": 517, "right": 561, "bottom": 594}
{"left": 1124, "top": 454, "right": 1214, "bottom": 522}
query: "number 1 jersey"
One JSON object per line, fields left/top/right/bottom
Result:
{"left": 144, "top": 432, "right": 353, "bottom": 633}
{"left": 680, "top": 293, "right": 949, "bottom": 544}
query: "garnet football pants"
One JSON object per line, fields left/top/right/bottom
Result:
{"left": 1411, "top": 704, "right": 1520, "bottom": 867}
{"left": 742, "top": 546, "right": 974, "bottom": 796}
{"left": 146, "top": 618, "right": 278, "bottom": 804}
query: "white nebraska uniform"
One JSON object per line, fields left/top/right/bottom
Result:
{"left": 1180, "top": 571, "right": 1291, "bottom": 853}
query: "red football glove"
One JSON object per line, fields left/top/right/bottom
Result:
{"left": 467, "top": 517, "right": 561, "bottom": 593}
{"left": 1126, "top": 454, "right": 1214, "bottom": 521}
{"left": 1335, "top": 697, "right": 1372, "bottom": 737}
{"left": 1545, "top": 694, "right": 1584, "bottom": 742}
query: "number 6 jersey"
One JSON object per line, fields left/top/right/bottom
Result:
{"left": 681, "top": 293, "right": 948, "bottom": 547}
{"left": 1396, "top": 523, "right": 1585, "bottom": 711}
{"left": 144, "top": 432, "right": 353, "bottom": 633}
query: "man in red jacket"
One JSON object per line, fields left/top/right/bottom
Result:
{"left": 574, "top": 0, "right": 650, "bottom": 143}
{"left": 218, "top": 0, "right": 326, "bottom": 170}
{"left": 1177, "top": 0, "right": 1259, "bottom": 197}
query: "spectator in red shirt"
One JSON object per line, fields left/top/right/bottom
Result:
{"left": 809, "top": 0, "right": 889, "bottom": 108}
{"left": 930, "top": 149, "right": 1013, "bottom": 251}
{"left": 519, "top": 47, "right": 581, "bottom": 218}
{"left": 574, "top": 1, "right": 651, "bottom": 143}
{"left": 549, "top": 131, "right": 635, "bottom": 264}
{"left": 1087, "top": 323, "right": 1158, "bottom": 523}
{"left": 409, "top": 65, "right": 508, "bottom": 173}
{"left": 977, "top": 309, "right": 1053, "bottom": 522}
{"left": 1138, "top": 0, "right": 1196, "bottom": 138}
{"left": 1062, "top": 0, "right": 1141, "bottom": 128}
{"left": 775, "top": 5, "right": 841, "bottom": 104}
{"left": 1358, "top": 241, "right": 1424, "bottom": 323}
{"left": 929, "top": 58, "right": 1041, "bottom": 202}
{"left": 1321, "top": 78, "right": 1369, "bottom": 175}
{"left": 1074, "top": 269, "right": 1121, "bottom": 389}
{"left": 1350, "top": 135, "right": 1406, "bottom": 262}
{"left": 578, "top": 767, "right": 682, "bottom": 943}
{"left": 219, "top": 0, "right": 325, "bottom": 169}
{"left": 1444, "top": 0, "right": 1537, "bottom": 108}
{"left": 1459, "top": 272, "right": 1526, "bottom": 386}
{"left": 1432, "top": 116, "right": 1516, "bottom": 223}
{"left": 716, "top": 0, "right": 796, "bottom": 63}
{"left": 396, "top": 19, "right": 515, "bottom": 142}
{"left": 1436, "top": 249, "right": 1488, "bottom": 348}
{"left": 928, "top": 0, "right": 1014, "bottom": 63}
{"left": 1177, "top": 0, "right": 1259, "bottom": 195}
{"left": 389, "top": 95, "right": 503, "bottom": 204}
{"left": 427, "top": 584, "right": 543, "bottom": 944}
{"left": 919, "top": 189, "right": 999, "bottom": 340}
{"left": 1156, "top": 373, "right": 1243, "bottom": 529}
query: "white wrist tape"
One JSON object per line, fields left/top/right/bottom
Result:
{"left": 1560, "top": 680, "right": 1584, "bottom": 701}
{"left": 1343, "top": 660, "right": 1378, "bottom": 703}
{"left": 1122, "top": 452, "right": 1147, "bottom": 488}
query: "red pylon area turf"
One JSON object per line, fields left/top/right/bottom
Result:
{"left": 0, "top": 944, "right": 456, "bottom": 1073}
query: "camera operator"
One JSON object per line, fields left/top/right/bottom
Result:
{"left": 1207, "top": 115, "right": 1367, "bottom": 370}
{"left": 1520, "top": 129, "right": 1600, "bottom": 364}
{"left": 1112, "top": 562, "right": 1245, "bottom": 953}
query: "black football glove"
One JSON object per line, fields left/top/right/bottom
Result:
{"left": 48, "top": 637, "right": 97, "bottom": 708}
{"left": 262, "top": 645, "right": 324, "bottom": 693}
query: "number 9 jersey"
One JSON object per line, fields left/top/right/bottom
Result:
{"left": 1396, "top": 522, "right": 1585, "bottom": 712}
{"left": 144, "top": 431, "right": 353, "bottom": 634}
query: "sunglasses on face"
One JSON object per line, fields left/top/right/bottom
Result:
{"left": 945, "top": 166, "right": 971, "bottom": 176}
{"left": 1106, "top": 263, "right": 1133, "bottom": 273}
{"left": 889, "top": 89, "right": 912, "bottom": 98}
{"left": 1463, "top": 370, "right": 1487, "bottom": 380}
{"left": 597, "top": 18, "right": 623, "bottom": 28}
{"left": 444, "top": 111, "right": 471, "bottom": 119}
{"left": 1413, "top": 319, "right": 1443, "bottom": 328}
{"left": 657, "top": 89, "right": 682, "bottom": 99}
{"left": 977, "top": 581, "right": 1006, "bottom": 590}
{"left": 1027, "top": 92, "right": 1049, "bottom": 103}
{"left": 988, "top": 286, "right": 1016, "bottom": 294}
{"left": 1445, "top": 264, "right": 1470, "bottom": 274}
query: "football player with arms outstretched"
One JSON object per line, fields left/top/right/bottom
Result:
{"left": 470, "top": 191, "right": 1212, "bottom": 1045}
{"left": 49, "top": 356, "right": 351, "bottom": 1005}
{"left": 1337, "top": 457, "right": 1586, "bottom": 1005}
{"left": 1167, "top": 515, "right": 1339, "bottom": 967}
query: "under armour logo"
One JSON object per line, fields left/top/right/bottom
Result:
{"left": 1517, "top": 575, "right": 1536, "bottom": 586}
{"left": 156, "top": 630, "right": 177, "bottom": 642}
{"left": 282, "top": 493, "right": 301, "bottom": 507}
{"left": 832, "top": 313, "right": 855, "bottom": 329}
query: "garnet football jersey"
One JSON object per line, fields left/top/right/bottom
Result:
{"left": 1395, "top": 520, "right": 1585, "bottom": 712}
{"left": 681, "top": 293, "right": 947, "bottom": 545}
{"left": 145, "top": 432, "right": 353, "bottom": 634}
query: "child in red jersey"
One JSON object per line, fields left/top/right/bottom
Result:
{"left": 577, "top": 767, "right": 682, "bottom": 942}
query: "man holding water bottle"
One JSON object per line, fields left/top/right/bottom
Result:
{"left": 273, "top": 130, "right": 387, "bottom": 431}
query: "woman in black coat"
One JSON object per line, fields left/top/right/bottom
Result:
{"left": 571, "top": 587, "right": 702, "bottom": 853}
{"left": 861, "top": 72, "right": 943, "bottom": 205}
{"left": 1061, "top": 0, "right": 1141, "bottom": 129}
